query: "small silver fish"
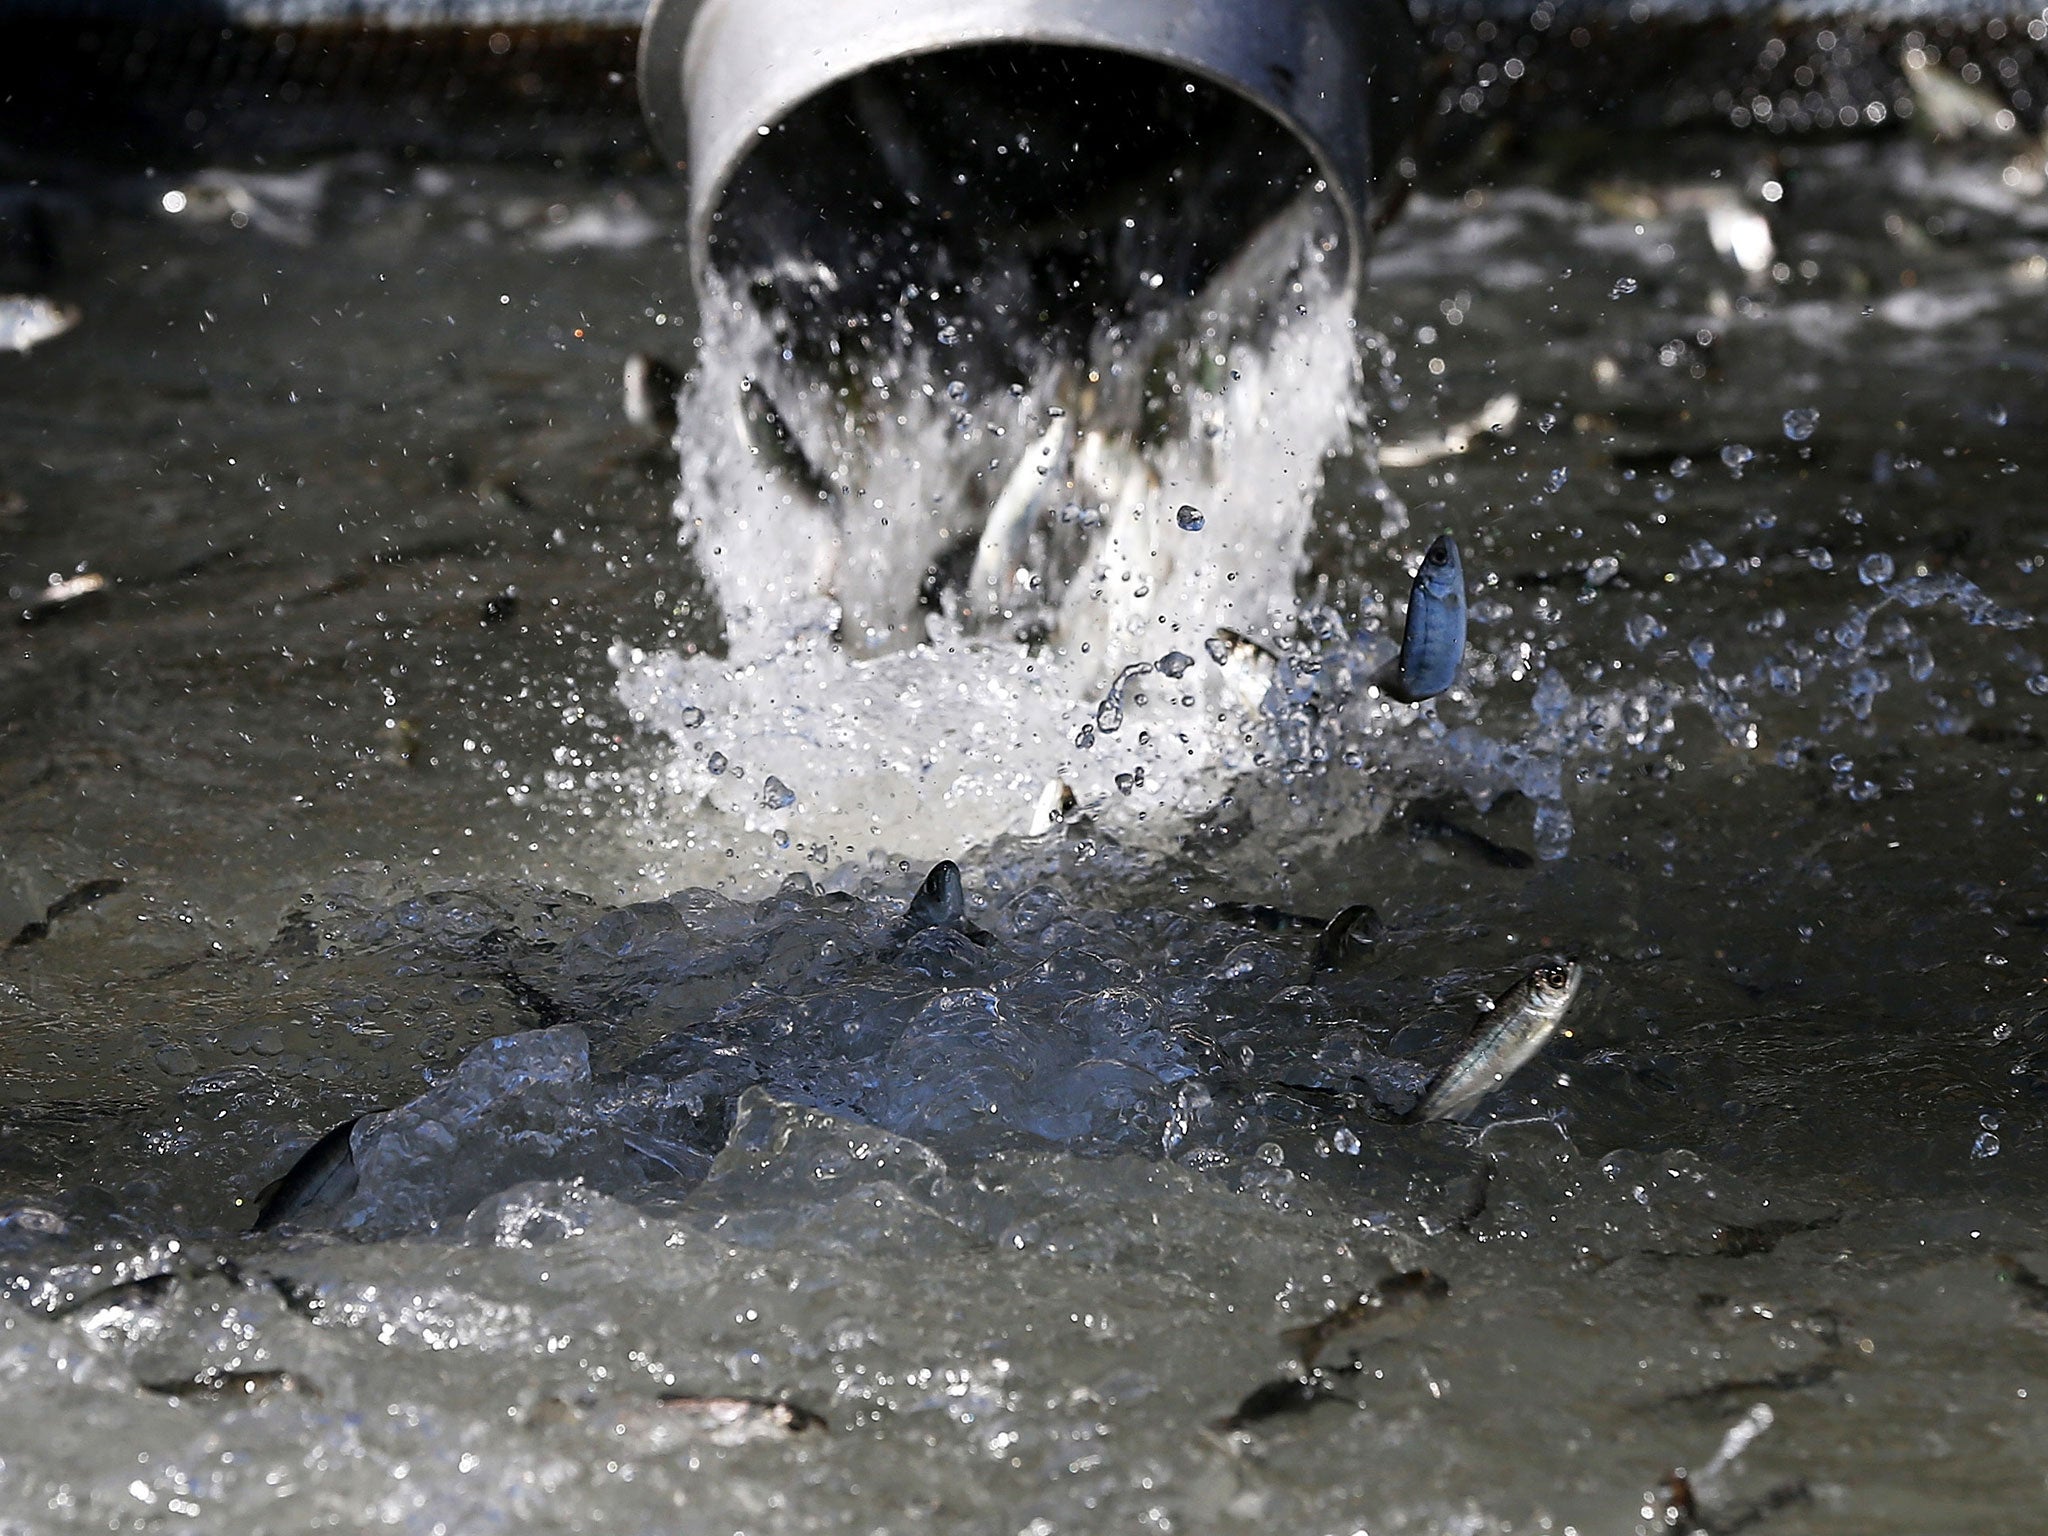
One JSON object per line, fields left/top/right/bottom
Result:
{"left": 969, "top": 415, "right": 1069, "bottom": 620}
{"left": 249, "top": 1115, "right": 366, "bottom": 1232}
{"left": 1377, "top": 394, "right": 1517, "bottom": 470}
{"left": 1029, "top": 777, "right": 1077, "bottom": 835}
{"left": 1204, "top": 626, "right": 1282, "bottom": 714}
{"left": 736, "top": 376, "right": 834, "bottom": 505}
{"left": 139, "top": 1368, "right": 318, "bottom": 1402}
{"left": 1386, "top": 533, "right": 1466, "bottom": 704}
{"left": 654, "top": 1393, "right": 827, "bottom": 1441}
{"left": 1311, "top": 903, "right": 1383, "bottom": 972}
{"left": 1415, "top": 959, "right": 1583, "bottom": 1123}
{"left": 622, "top": 350, "right": 682, "bottom": 437}
{"left": 896, "top": 859, "right": 990, "bottom": 945}
{"left": 0, "top": 295, "right": 79, "bottom": 354}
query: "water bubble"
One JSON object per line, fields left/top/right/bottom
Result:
{"left": 1095, "top": 694, "right": 1124, "bottom": 733}
{"left": 1720, "top": 443, "right": 1754, "bottom": 473}
{"left": 1156, "top": 651, "right": 1193, "bottom": 679}
{"left": 679, "top": 706, "right": 706, "bottom": 728}
{"left": 1782, "top": 406, "right": 1820, "bottom": 442}
{"left": 2027, "top": 674, "right": 2048, "bottom": 697}
{"left": 1176, "top": 505, "right": 1205, "bottom": 532}
{"left": 1624, "top": 613, "right": 1665, "bottom": 649}
{"left": 1680, "top": 540, "right": 1727, "bottom": 572}
{"left": 1689, "top": 637, "right": 1716, "bottom": 668}
{"left": 1611, "top": 277, "right": 1639, "bottom": 297}
{"left": 1545, "top": 467, "right": 1569, "bottom": 493}
{"left": 1858, "top": 553, "right": 1895, "bottom": 587}
{"left": 705, "top": 751, "right": 728, "bottom": 774}
{"left": 761, "top": 775, "right": 796, "bottom": 810}
{"left": 1332, "top": 1128, "right": 1361, "bottom": 1155}
{"left": 1972, "top": 1131, "right": 2002, "bottom": 1160}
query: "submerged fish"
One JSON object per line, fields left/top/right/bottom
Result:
{"left": 653, "top": 1393, "right": 827, "bottom": 1441}
{"left": 0, "top": 294, "right": 79, "bottom": 354}
{"left": 1386, "top": 533, "right": 1466, "bottom": 704}
{"left": 139, "top": 1368, "right": 317, "bottom": 1402}
{"left": 1281, "top": 1268, "right": 1450, "bottom": 1368}
{"left": 1414, "top": 960, "right": 1583, "bottom": 1123}
{"left": 1214, "top": 1375, "right": 1352, "bottom": 1432}
{"left": 1211, "top": 900, "right": 1323, "bottom": 934}
{"left": 248, "top": 1115, "right": 366, "bottom": 1232}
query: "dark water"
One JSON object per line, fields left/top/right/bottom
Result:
{"left": 2, "top": 131, "right": 2047, "bottom": 1532}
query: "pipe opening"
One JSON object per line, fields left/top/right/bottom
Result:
{"left": 706, "top": 44, "right": 1337, "bottom": 389}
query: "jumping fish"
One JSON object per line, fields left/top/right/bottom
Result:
{"left": 1029, "top": 777, "right": 1078, "bottom": 835}
{"left": 1204, "top": 626, "right": 1283, "bottom": 714}
{"left": 248, "top": 1115, "right": 366, "bottom": 1232}
{"left": 622, "top": 350, "right": 682, "bottom": 438}
{"left": 1311, "top": 903, "right": 1383, "bottom": 972}
{"left": 1386, "top": 533, "right": 1466, "bottom": 704}
{"left": 896, "top": 859, "right": 991, "bottom": 945}
{"left": 968, "top": 414, "right": 1070, "bottom": 621}
{"left": 1414, "top": 959, "right": 1583, "bottom": 1123}
{"left": 1377, "top": 394, "right": 1518, "bottom": 470}
{"left": 737, "top": 375, "right": 835, "bottom": 505}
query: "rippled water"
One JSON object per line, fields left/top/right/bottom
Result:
{"left": 4, "top": 132, "right": 2048, "bottom": 1532}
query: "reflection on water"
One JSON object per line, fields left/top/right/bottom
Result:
{"left": 2, "top": 130, "right": 2048, "bottom": 1531}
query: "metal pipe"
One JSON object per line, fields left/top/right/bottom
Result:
{"left": 637, "top": 0, "right": 1424, "bottom": 300}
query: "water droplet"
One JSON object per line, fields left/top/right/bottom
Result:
{"left": 679, "top": 706, "right": 706, "bottom": 728}
{"left": 1720, "top": 443, "right": 1754, "bottom": 472}
{"left": 1545, "top": 467, "right": 1569, "bottom": 492}
{"left": 1689, "top": 637, "right": 1716, "bottom": 668}
{"left": 1611, "top": 276, "right": 1639, "bottom": 297}
{"left": 1782, "top": 406, "right": 1820, "bottom": 442}
{"left": 1096, "top": 695, "right": 1125, "bottom": 733}
{"left": 1858, "top": 552, "right": 1895, "bottom": 586}
{"left": 1972, "top": 1131, "right": 2001, "bottom": 1160}
{"left": 1680, "top": 540, "right": 1727, "bottom": 572}
{"left": 705, "top": 751, "right": 728, "bottom": 774}
{"left": 1332, "top": 1128, "right": 1361, "bottom": 1155}
{"left": 1073, "top": 724, "right": 1096, "bottom": 750}
{"left": 761, "top": 775, "right": 796, "bottom": 810}
{"left": 1156, "top": 651, "right": 1193, "bottom": 679}
{"left": 1624, "top": 613, "right": 1665, "bottom": 649}
{"left": 1176, "top": 504, "right": 1205, "bottom": 532}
